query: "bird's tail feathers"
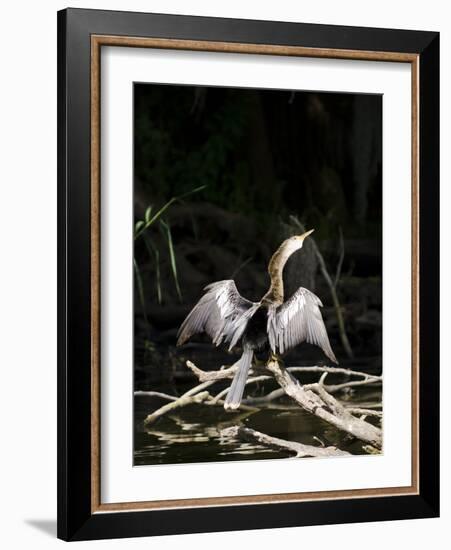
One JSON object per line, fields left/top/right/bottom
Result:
{"left": 224, "top": 347, "right": 253, "bottom": 411}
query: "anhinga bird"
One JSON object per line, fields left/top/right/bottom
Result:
{"left": 177, "top": 229, "right": 337, "bottom": 410}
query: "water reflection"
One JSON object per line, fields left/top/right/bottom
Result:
{"left": 134, "top": 387, "right": 381, "bottom": 466}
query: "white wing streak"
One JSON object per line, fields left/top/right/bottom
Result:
{"left": 177, "top": 280, "right": 257, "bottom": 351}
{"left": 267, "top": 287, "right": 337, "bottom": 363}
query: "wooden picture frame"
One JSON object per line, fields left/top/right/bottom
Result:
{"left": 57, "top": 8, "right": 439, "bottom": 541}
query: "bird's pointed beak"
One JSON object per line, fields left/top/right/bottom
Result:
{"left": 297, "top": 228, "right": 315, "bottom": 241}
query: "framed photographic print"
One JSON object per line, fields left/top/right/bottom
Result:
{"left": 57, "top": 8, "right": 439, "bottom": 541}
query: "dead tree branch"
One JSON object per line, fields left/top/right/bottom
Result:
{"left": 183, "top": 358, "right": 382, "bottom": 448}
{"left": 334, "top": 226, "right": 345, "bottom": 288}
{"left": 142, "top": 359, "right": 382, "bottom": 451}
{"left": 210, "top": 374, "right": 270, "bottom": 403}
{"left": 142, "top": 371, "right": 262, "bottom": 426}
{"left": 288, "top": 365, "right": 381, "bottom": 394}
{"left": 243, "top": 388, "right": 285, "bottom": 405}
{"left": 222, "top": 426, "right": 350, "bottom": 458}
{"left": 186, "top": 360, "right": 238, "bottom": 381}
{"left": 186, "top": 361, "right": 381, "bottom": 397}
{"left": 344, "top": 407, "right": 382, "bottom": 418}
{"left": 134, "top": 391, "right": 178, "bottom": 401}
{"left": 287, "top": 365, "right": 379, "bottom": 379}
{"left": 143, "top": 377, "right": 220, "bottom": 426}
{"left": 265, "top": 358, "right": 382, "bottom": 449}
{"left": 143, "top": 390, "right": 211, "bottom": 426}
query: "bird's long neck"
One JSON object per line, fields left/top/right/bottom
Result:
{"left": 262, "top": 242, "right": 293, "bottom": 305}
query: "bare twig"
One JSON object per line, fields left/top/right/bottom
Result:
{"left": 143, "top": 391, "right": 211, "bottom": 426}
{"left": 134, "top": 391, "right": 178, "bottom": 402}
{"left": 289, "top": 216, "right": 354, "bottom": 359}
{"left": 222, "top": 426, "right": 350, "bottom": 458}
{"left": 230, "top": 256, "right": 254, "bottom": 279}
{"left": 344, "top": 407, "right": 383, "bottom": 418}
{"left": 243, "top": 388, "right": 285, "bottom": 405}
{"left": 143, "top": 376, "right": 218, "bottom": 426}
{"left": 206, "top": 397, "right": 259, "bottom": 413}
{"left": 287, "top": 365, "right": 377, "bottom": 380}
{"left": 142, "top": 369, "right": 264, "bottom": 426}
{"left": 334, "top": 226, "right": 345, "bottom": 288}
{"left": 186, "top": 361, "right": 382, "bottom": 392}
{"left": 287, "top": 365, "right": 381, "bottom": 393}
{"left": 210, "top": 375, "right": 271, "bottom": 403}
{"left": 316, "top": 378, "right": 381, "bottom": 393}
{"left": 186, "top": 360, "right": 381, "bottom": 400}
{"left": 186, "top": 359, "right": 275, "bottom": 404}
{"left": 186, "top": 360, "right": 238, "bottom": 381}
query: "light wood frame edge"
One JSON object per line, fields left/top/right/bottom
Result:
{"left": 90, "top": 35, "right": 420, "bottom": 514}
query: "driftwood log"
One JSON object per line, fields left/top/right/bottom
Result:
{"left": 265, "top": 358, "right": 381, "bottom": 449}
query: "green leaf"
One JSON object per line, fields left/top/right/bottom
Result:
{"left": 135, "top": 184, "right": 207, "bottom": 241}
{"left": 143, "top": 234, "right": 162, "bottom": 304}
{"left": 177, "top": 184, "right": 208, "bottom": 201}
{"left": 135, "top": 220, "right": 145, "bottom": 234}
{"left": 145, "top": 205, "right": 152, "bottom": 224}
{"left": 153, "top": 247, "right": 162, "bottom": 304}
{"left": 160, "top": 219, "right": 182, "bottom": 301}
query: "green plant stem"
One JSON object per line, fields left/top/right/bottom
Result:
{"left": 134, "top": 258, "right": 150, "bottom": 333}
{"left": 134, "top": 184, "right": 206, "bottom": 240}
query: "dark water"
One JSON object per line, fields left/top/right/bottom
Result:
{"left": 134, "top": 386, "right": 381, "bottom": 466}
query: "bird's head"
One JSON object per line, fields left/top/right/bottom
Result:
{"left": 283, "top": 228, "right": 315, "bottom": 255}
{"left": 268, "top": 229, "right": 315, "bottom": 277}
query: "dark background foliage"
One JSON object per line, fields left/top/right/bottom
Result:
{"left": 133, "top": 83, "right": 382, "bottom": 390}
{"left": 133, "top": 83, "right": 383, "bottom": 465}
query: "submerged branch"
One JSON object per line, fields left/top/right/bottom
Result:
{"left": 221, "top": 426, "right": 350, "bottom": 458}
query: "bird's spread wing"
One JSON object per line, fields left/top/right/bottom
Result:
{"left": 177, "top": 280, "right": 257, "bottom": 351}
{"left": 267, "top": 287, "right": 337, "bottom": 363}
